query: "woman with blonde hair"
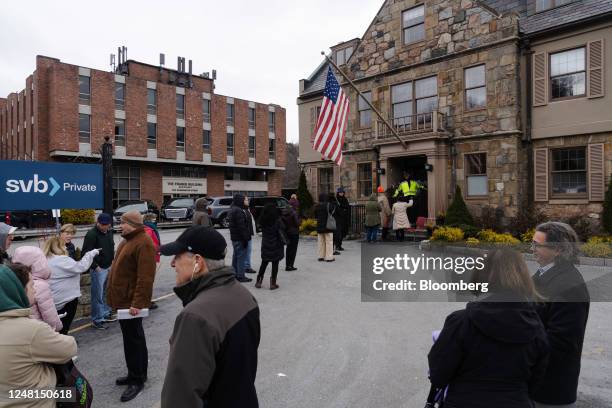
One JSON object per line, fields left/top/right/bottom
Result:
{"left": 44, "top": 236, "right": 99, "bottom": 334}
{"left": 59, "top": 223, "right": 78, "bottom": 260}
{"left": 428, "top": 249, "right": 549, "bottom": 408}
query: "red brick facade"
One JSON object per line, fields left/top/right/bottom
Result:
{"left": 185, "top": 89, "right": 203, "bottom": 161}
{"left": 140, "top": 164, "right": 163, "bottom": 207}
{"left": 234, "top": 99, "right": 249, "bottom": 165}
{"left": 156, "top": 83, "right": 177, "bottom": 160}
{"left": 91, "top": 70, "right": 114, "bottom": 153}
{"left": 125, "top": 77, "right": 147, "bottom": 157}
{"left": 255, "top": 104, "right": 269, "bottom": 166}
{"left": 211, "top": 94, "right": 227, "bottom": 163}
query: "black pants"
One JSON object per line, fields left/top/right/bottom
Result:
{"left": 258, "top": 260, "right": 279, "bottom": 280}
{"left": 381, "top": 227, "right": 390, "bottom": 241}
{"left": 58, "top": 298, "right": 79, "bottom": 335}
{"left": 285, "top": 233, "right": 299, "bottom": 268}
{"left": 395, "top": 229, "right": 405, "bottom": 242}
{"left": 333, "top": 227, "right": 343, "bottom": 249}
{"left": 407, "top": 196, "right": 417, "bottom": 226}
{"left": 119, "top": 318, "right": 148, "bottom": 385}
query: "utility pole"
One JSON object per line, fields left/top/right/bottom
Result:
{"left": 102, "top": 136, "right": 113, "bottom": 224}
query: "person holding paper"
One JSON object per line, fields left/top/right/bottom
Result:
{"left": 106, "top": 210, "right": 156, "bottom": 403}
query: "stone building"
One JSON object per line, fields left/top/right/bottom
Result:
{"left": 298, "top": 0, "right": 612, "bottom": 229}
{"left": 0, "top": 55, "right": 286, "bottom": 207}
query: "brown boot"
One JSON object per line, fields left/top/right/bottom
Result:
{"left": 270, "top": 278, "right": 279, "bottom": 290}
{"left": 255, "top": 275, "right": 263, "bottom": 289}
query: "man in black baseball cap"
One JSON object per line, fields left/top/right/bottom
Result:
{"left": 160, "top": 226, "right": 260, "bottom": 407}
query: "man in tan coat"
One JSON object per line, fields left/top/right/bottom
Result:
{"left": 106, "top": 210, "right": 156, "bottom": 402}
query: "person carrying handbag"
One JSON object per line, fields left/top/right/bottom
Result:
{"left": 255, "top": 204, "right": 286, "bottom": 290}
{"left": 314, "top": 193, "right": 336, "bottom": 262}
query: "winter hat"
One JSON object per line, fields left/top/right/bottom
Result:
{"left": 337, "top": 187, "right": 345, "bottom": 193}
{"left": 121, "top": 210, "right": 144, "bottom": 227}
{"left": 0, "top": 223, "right": 17, "bottom": 250}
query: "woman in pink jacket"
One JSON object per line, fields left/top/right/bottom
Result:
{"left": 12, "top": 246, "right": 63, "bottom": 332}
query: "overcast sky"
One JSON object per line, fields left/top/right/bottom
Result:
{"left": 0, "top": 0, "right": 383, "bottom": 143}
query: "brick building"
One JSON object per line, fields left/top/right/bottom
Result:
{"left": 0, "top": 55, "right": 286, "bottom": 208}
{"left": 298, "top": 0, "right": 612, "bottom": 229}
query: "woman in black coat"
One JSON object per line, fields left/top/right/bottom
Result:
{"left": 255, "top": 203, "right": 285, "bottom": 290}
{"left": 428, "top": 249, "right": 550, "bottom": 408}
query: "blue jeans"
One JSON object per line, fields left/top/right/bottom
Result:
{"left": 366, "top": 226, "right": 378, "bottom": 242}
{"left": 232, "top": 241, "right": 248, "bottom": 279}
{"left": 91, "top": 267, "right": 112, "bottom": 324}
{"left": 244, "top": 239, "right": 253, "bottom": 270}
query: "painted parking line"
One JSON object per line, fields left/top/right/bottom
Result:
{"left": 67, "top": 292, "right": 176, "bottom": 334}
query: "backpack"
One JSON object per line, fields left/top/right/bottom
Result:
{"left": 54, "top": 360, "right": 93, "bottom": 408}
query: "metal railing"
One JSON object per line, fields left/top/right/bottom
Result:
{"left": 349, "top": 204, "right": 366, "bottom": 235}
{"left": 376, "top": 110, "right": 446, "bottom": 140}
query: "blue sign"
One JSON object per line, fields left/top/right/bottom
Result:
{"left": 0, "top": 160, "right": 103, "bottom": 210}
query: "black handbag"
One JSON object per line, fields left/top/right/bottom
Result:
{"left": 54, "top": 360, "right": 93, "bottom": 408}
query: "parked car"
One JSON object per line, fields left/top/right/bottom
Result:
{"left": 207, "top": 196, "right": 235, "bottom": 228}
{"left": 249, "top": 196, "right": 289, "bottom": 231}
{"left": 0, "top": 210, "right": 55, "bottom": 230}
{"left": 161, "top": 198, "right": 197, "bottom": 221}
{"left": 113, "top": 200, "right": 160, "bottom": 225}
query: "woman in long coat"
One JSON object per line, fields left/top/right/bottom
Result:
{"left": 391, "top": 197, "right": 411, "bottom": 242}
{"left": 255, "top": 203, "right": 286, "bottom": 290}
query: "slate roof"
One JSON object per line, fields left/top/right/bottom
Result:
{"left": 521, "top": 0, "right": 612, "bottom": 35}
{"left": 300, "top": 59, "right": 330, "bottom": 97}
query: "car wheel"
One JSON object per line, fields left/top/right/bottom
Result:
{"left": 220, "top": 215, "right": 230, "bottom": 229}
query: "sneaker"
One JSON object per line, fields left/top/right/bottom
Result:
{"left": 120, "top": 383, "right": 144, "bottom": 402}
{"left": 236, "top": 276, "right": 253, "bottom": 283}
{"left": 149, "top": 302, "right": 159, "bottom": 310}
{"left": 92, "top": 322, "right": 108, "bottom": 330}
{"left": 103, "top": 314, "right": 118, "bottom": 323}
{"left": 285, "top": 266, "right": 297, "bottom": 271}
{"left": 325, "top": 259, "right": 335, "bottom": 262}
{"left": 333, "top": 250, "right": 341, "bottom": 255}
{"left": 318, "top": 258, "right": 324, "bottom": 262}
{"left": 245, "top": 268, "right": 257, "bottom": 274}
{"left": 338, "top": 247, "right": 345, "bottom": 251}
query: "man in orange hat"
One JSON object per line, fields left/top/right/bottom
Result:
{"left": 377, "top": 186, "right": 392, "bottom": 241}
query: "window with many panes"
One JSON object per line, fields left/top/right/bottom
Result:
{"left": 112, "top": 166, "right": 140, "bottom": 208}
{"left": 391, "top": 76, "right": 437, "bottom": 127}
{"left": 79, "top": 114, "right": 90, "bottom": 143}
{"left": 268, "top": 111, "right": 276, "bottom": 132}
{"left": 402, "top": 5, "right": 425, "bottom": 44}
{"left": 163, "top": 166, "right": 207, "bottom": 178}
{"left": 115, "top": 83, "right": 125, "bottom": 110}
{"left": 465, "top": 153, "right": 488, "bottom": 196}
{"left": 318, "top": 167, "right": 333, "bottom": 195}
{"left": 249, "top": 135, "right": 256, "bottom": 158}
{"left": 226, "top": 104, "right": 234, "bottom": 126}
{"left": 358, "top": 91, "right": 372, "bottom": 128}
{"left": 147, "top": 123, "right": 156, "bottom": 149}
{"left": 227, "top": 133, "right": 234, "bottom": 155}
{"left": 536, "top": 0, "right": 573, "bottom": 12}
{"left": 203, "top": 130, "right": 211, "bottom": 153}
{"left": 248, "top": 108, "right": 256, "bottom": 129}
{"left": 147, "top": 89, "right": 156, "bottom": 114}
{"left": 114, "top": 119, "right": 126, "bottom": 146}
{"left": 550, "top": 47, "right": 585, "bottom": 100}
{"left": 336, "top": 46, "right": 354, "bottom": 66}
{"left": 357, "top": 163, "right": 373, "bottom": 198}
{"left": 203, "top": 99, "right": 210, "bottom": 123}
{"left": 551, "top": 147, "right": 587, "bottom": 196}
{"left": 176, "top": 94, "right": 185, "bottom": 119}
{"left": 79, "top": 76, "right": 90, "bottom": 105}
{"left": 176, "top": 126, "right": 185, "bottom": 151}
{"left": 269, "top": 138, "right": 275, "bottom": 157}
{"left": 464, "top": 65, "right": 486, "bottom": 110}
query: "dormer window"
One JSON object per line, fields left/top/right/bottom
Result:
{"left": 403, "top": 5, "right": 425, "bottom": 44}
{"left": 336, "top": 46, "right": 354, "bottom": 66}
{"left": 536, "top": 0, "right": 573, "bottom": 12}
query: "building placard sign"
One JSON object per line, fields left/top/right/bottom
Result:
{"left": 162, "top": 177, "right": 207, "bottom": 195}
{"left": 0, "top": 160, "right": 103, "bottom": 210}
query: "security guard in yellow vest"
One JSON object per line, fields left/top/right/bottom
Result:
{"left": 393, "top": 175, "right": 420, "bottom": 198}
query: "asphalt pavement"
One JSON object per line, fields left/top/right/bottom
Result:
{"left": 10, "top": 229, "right": 612, "bottom": 408}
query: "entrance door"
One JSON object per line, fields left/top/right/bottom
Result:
{"left": 387, "top": 155, "right": 428, "bottom": 221}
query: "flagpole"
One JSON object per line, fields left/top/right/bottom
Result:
{"left": 321, "top": 51, "right": 408, "bottom": 149}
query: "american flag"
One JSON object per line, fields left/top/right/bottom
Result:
{"left": 313, "top": 68, "right": 349, "bottom": 166}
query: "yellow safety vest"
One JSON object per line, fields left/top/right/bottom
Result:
{"left": 393, "top": 180, "right": 419, "bottom": 197}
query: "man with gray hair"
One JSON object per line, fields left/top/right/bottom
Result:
{"left": 530, "top": 221, "right": 590, "bottom": 408}
{"left": 160, "top": 225, "right": 260, "bottom": 407}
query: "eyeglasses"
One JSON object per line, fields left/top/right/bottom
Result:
{"left": 530, "top": 241, "right": 551, "bottom": 249}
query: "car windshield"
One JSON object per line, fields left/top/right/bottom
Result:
{"left": 116, "top": 203, "right": 146, "bottom": 213}
{"left": 169, "top": 199, "right": 193, "bottom": 207}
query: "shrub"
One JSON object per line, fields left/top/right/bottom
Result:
{"left": 587, "top": 236, "right": 612, "bottom": 244}
{"left": 521, "top": 228, "right": 536, "bottom": 243}
{"left": 431, "top": 226, "right": 464, "bottom": 242}
{"left": 296, "top": 170, "right": 314, "bottom": 218}
{"left": 466, "top": 237, "right": 480, "bottom": 246}
{"left": 604, "top": 177, "right": 612, "bottom": 234}
{"left": 61, "top": 209, "right": 95, "bottom": 225}
{"left": 475, "top": 206, "right": 500, "bottom": 232}
{"left": 459, "top": 224, "right": 480, "bottom": 238}
{"left": 566, "top": 215, "right": 594, "bottom": 242}
{"left": 435, "top": 212, "right": 446, "bottom": 226}
{"left": 309, "top": 231, "right": 318, "bottom": 237}
{"left": 445, "top": 185, "right": 474, "bottom": 227}
{"left": 508, "top": 199, "right": 547, "bottom": 237}
{"left": 299, "top": 218, "right": 317, "bottom": 235}
{"left": 477, "top": 229, "right": 521, "bottom": 245}
{"left": 581, "top": 242, "right": 612, "bottom": 258}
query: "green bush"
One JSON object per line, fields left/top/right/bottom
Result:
{"left": 603, "top": 177, "right": 612, "bottom": 234}
{"left": 299, "top": 218, "right": 317, "bottom": 235}
{"left": 459, "top": 224, "right": 480, "bottom": 238}
{"left": 445, "top": 185, "right": 474, "bottom": 227}
{"left": 61, "top": 209, "right": 95, "bottom": 225}
{"left": 296, "top": 170, "right": 314, "bottom": 218}
{"left": 521, "top": 228, "right": 536, "bottom": 243}
{"left": 431, "top": 226, "right": 464, "bottom": 242}
{"left": 477, "top": 229, "right": 521, "bottom": 245}
{"left": 581, "top": 242, "right": 612, "bottom": 258}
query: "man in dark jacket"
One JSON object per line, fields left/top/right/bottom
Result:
{"left": 160, "top": 226, "right": 260, "bottom": 408}
{"left": 335, "top": 187, "right": 350, "bottom": 251}
{"left": 530, "top": 222, "right": 590, "bottom": 408}
{"left": 228, "top": 194, "right": 252, "bottom": 283}
{"left": 81, "top": 213, "right": 115, "bottom": 329}
{"left": 282, "top": 204, "right": 299, "bottom": 271}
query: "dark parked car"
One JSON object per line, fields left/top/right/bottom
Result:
{"left": 207, "top": 196, "right": 234, "bottom": 228}
{"left": 161, "top": 198, "right": 197, "bottom": 221}
{"left": 249, "top": 196, "right": 289, "bottom": 231}
{"left": 113, "top": 200, "right": 160, "bottom": 225}
{"left": 0, "top": 210, "right": 55, "bottom": 230}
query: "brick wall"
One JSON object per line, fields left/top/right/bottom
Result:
{"left": 125, "top": 61, "right": 213, "bottom": 94}
{"left": 34, "top": 56, "right": 58, "bottom": 161}
{"left": 91, "top": 70, "right": 114, "bottom": 153}
{"left": 275, "top": 107, "right": 286, "bottom": 167}
{"left": 140, "top": 163, "right": 163, "bottom": 207}
{"left": 17, "top": 91, "right": 24, "bottom": 160}
{"left": 25, "top": 76, "right": 33, "bottom": 159}
{"left": 267, "top": 170, "right": 282, "bottom": 195}
{"left": 234, "top": 99, "right": 249, "bottom": 165}
{"left": 255, "top": 103, "right": 269, "bottom": 166}
{"left": 207, "top": 167, "right": 225, "bottom": 196}
{"left": 211, "top": 94, "right": 227, "bottom": 163}
{"left": 0, "top": 98, "right": 5, "bottom": 159}
{"left": 125, "top": 77, "right": 147, "bottom": 157}
{"left": 48, "top": 62, "right": 78, "bottom": 153}
{"left": 10, "top": 93, "right": 17, "bottom": 159}
{"left": 156, "top": 83, "right": 177, "bottom": 159}
{"left": 185, "top": 88, "right": 203, "bottom": 161}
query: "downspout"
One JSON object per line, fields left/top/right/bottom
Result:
{"left": 521, "top": 38, "right": 534, "bottom": 205}
{"left": 374, "top": 145, "right": 381, "bottom": 188}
